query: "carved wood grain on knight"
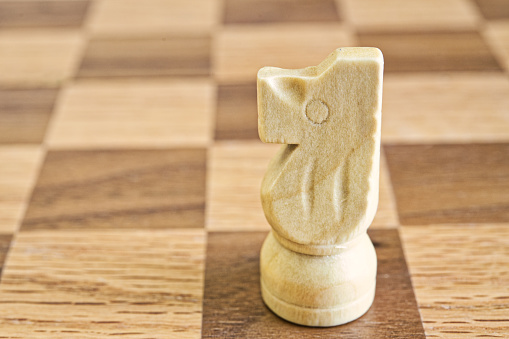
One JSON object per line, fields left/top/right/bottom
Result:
{"left": 258, "top": 47, "right": 384, "bottom": 327}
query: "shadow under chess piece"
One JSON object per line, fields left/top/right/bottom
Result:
{"left": 258, "top": 47, "right": 384, "bottom": 327}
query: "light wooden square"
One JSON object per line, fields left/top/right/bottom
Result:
{"left": 382, "top": 73, "right": 509, "bottom": 143}
{"left": 484, "top": 21, "right": 509, "bottom": 72}
{"left": 372, "top": 150, "right": 399, "bottom": 228}
{"left": 88, "top": 0, "right": 219, "bottom": 35}
{"left": 341, "top": 0, "right": 480, "bottom": 31}
{"left": 400, "top": 224, "right": 509, "bottom": 338}
{"left": 0, "top": 146, "right": 44, "bottom": 234}
{"left": 0, "top": 229, "right": 206, "bottom": 338}
{"left": 0, "top": 31, "right": 83, "bottom": 87}
{"left": 207, "top": 141, "right": 397, "bottom": 231}
{"left": 47, "top": 79, "right": 215, "bottom": 149}
{"left": 207, "top": 141, "right": 279, "bottom": 231}
{"left": 214, "top": 24, "right": 355, "bottom": 82}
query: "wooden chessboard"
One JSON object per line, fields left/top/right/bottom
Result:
{"left": 0, "top": 0, "right": 508, "bottom": 337}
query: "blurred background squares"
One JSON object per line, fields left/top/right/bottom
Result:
{"left": 0, "top": 0, "right": 90, "bottom": 29}
{"left": 214, "top": 24, "right": 354, "bottom": 81}
{"left": 0, "top": 89, "right": 58, "bottom": 144}
{"left": 341, "top": 0, "right": 479, "bottom": 31}
{"left": 224, "top": 0, "right": 340, "bottom": 24}
{"left": 88, "top": 0, "right": 219, "bottom": 35}
{"left": 474, "top": 0, "right": 509, "bottom": 20}
{"left": 47, "top": 80, "right": 214, "bottom": 148}
{"left": 358, "top": 32, "right": 501, "bottom": 72}
{"left": 78, "top": 36, "right": 211, "bottom": 78}
{"left": 215, "top": 83, "right": 258, "bottom": 140}
{"left": 0, "top": 32, "right": 84, "bottom": 87}
{"left": 484, "top": 21, "right": 509, "bottom": 72}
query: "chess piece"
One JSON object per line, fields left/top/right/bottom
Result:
{"left": 258, "top": 48, "right": 384, "bottom": 327}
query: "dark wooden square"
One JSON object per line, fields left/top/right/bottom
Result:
{"left": 224, "top": 0, "right": 340, "bottom": 24}
{"left": 385, "top": 144, "right": 509, "bottom": 225}
{"left": 215, "top": 83, "right": 259, "bottom": 140}
{"left": 474, "top": 0, "right": 509, "bottom": 20}
{"left": 0, "top": 1, "right": 89, "bottom": 28}
{"left": 0, "top": 89, "right": 58, "bottom": 144}
{"left": 202, "top": 230, "right": 425, "bottom": 338}
{"left": 358, "top": 32, "right": 502, "bottom": 72}
{"left": 21, "top": 149, "right": 206, "bottom": 230}
{"left": 78, "top": 36, "right": 210, "bottom": 78}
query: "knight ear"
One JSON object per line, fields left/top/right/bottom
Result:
{"left": 257, "top": 67, "right": 307, "bottom": 106}
{"left": 257, "top": 68, "right": 307, "bottom": 144}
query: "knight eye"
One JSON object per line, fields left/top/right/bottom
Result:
{"left": 305, "top": 99, "right": 329, "bottom": 124}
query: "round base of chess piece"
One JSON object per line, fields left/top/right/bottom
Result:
{"left": 260, "top": 231, "right": 377, "bottom": 327}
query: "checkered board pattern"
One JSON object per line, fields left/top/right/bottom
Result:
{"left": 0, "top": 0, "right": 508, "bottom": 337}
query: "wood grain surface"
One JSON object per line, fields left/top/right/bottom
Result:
{"left": 358, "top": 32, "right": 502, "bottom": 72}
{"left": 0, "top": 0, "right": 508, "bottom": 337}
{"left": 224, "top": 0, "right": 340, "bottom": 24}
{"left": 385, "top": 143, "right": 509, "bottom": 225}
{"left": 0, "top": 1, "right": 90, "bottom": 28}
{"left": 376, "top": 150, "right": 400, "bottom": 228}
{"left": 22, "top": 149, "right": 206, "bottom": 231}
{"left": 382, "top": 73, "right": 509, "bottom": 143}
{"left": 401, "top": 225, "right": 509, "bottom": 338}
{"left": 79, "top": 36, "right": 211, "bottom": 78}
{"left": 342, "top": 0, "right": 479, "bottom": 31}
{"left": 0, "top": 146, "right": 43, "bottom": 234}
{"left": 207, "top": 141, "right": 279, "bottom": 232}
{"left": 47, "top": 80, "right": 214, "bottom": 148}
{"left": 485, "top": 21, "right": 509, "bottom": 72}
{"left": 0, "top": 234, "right": 12, "bottom": 275}
{"left": 0, "top": 229, "right": 205, "bottom": 338}
{"left": 214, "top": 24, "right": 354, "bottom": 82}
{"left": 0, "top": 31, "right": 84, "bottom": 87}
{"left": 0, "top": 89, "right": 58, "bottom": 144}
{"left": 215, "top": 83, "right": 258, "bottom": 140}
{"left": 87, "top": 0, "right": 219, "bottom": 36}
{"left": 474, "top": 0, "right": 509, "bottom": 20}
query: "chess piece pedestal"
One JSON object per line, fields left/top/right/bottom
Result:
{"left": 260, "top": 231, "right": 377, "bottom": 327}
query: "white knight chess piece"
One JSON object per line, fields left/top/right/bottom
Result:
{"left": 258, "top": 47, "right": 384, "bottom": 327}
